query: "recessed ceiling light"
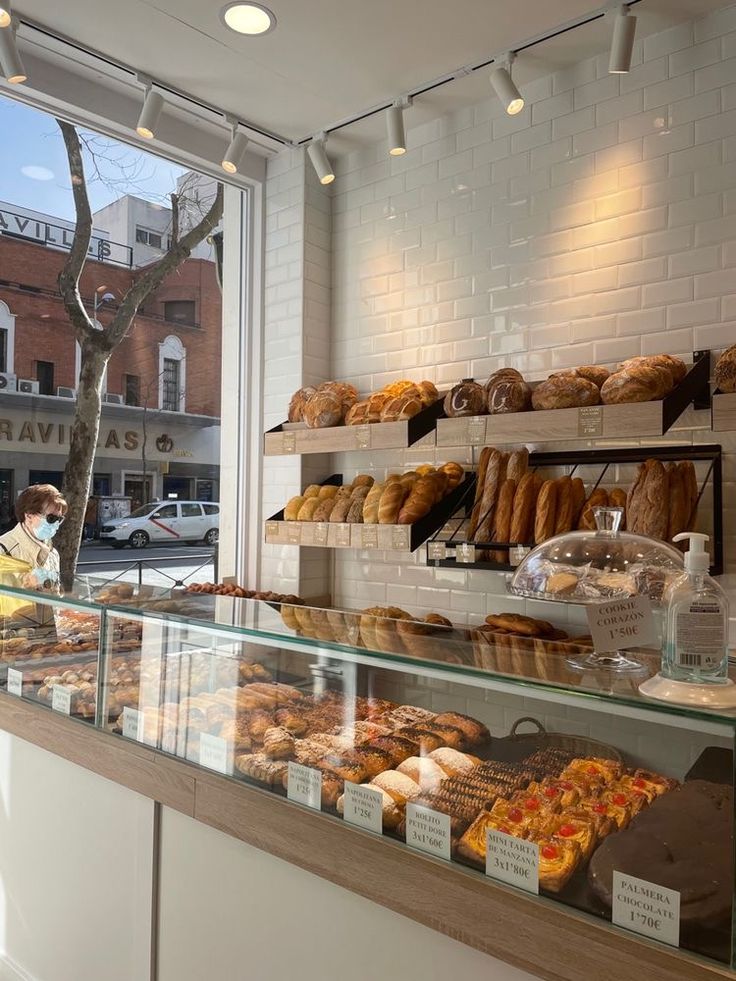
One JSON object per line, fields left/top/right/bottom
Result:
{"left": 221, "top": 2, "right": 276, "bottom": 35}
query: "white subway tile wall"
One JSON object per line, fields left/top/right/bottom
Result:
{"left": 262, "top": 7, "right": 736, "bottom": 625}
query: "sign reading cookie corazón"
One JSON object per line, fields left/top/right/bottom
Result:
{"left": 586, "top": 596, "right": 657, "bottom": 653}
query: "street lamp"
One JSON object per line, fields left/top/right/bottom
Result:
{"left": 93, "top": 285, "right": 116, "bottom": 322}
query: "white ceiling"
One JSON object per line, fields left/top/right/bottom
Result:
{"left": 14, "top": 0, "right": 730, "bottom": 152}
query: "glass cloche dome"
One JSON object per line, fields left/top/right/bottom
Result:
{"left": 509, "top": 507, "right": 684, "bottom": 606}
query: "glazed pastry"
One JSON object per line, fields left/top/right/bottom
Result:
{"left": 443, "top": 380, "right": 486, "bottom": 417}
{"left": 392, "top": 727, "right": 444, "bottom": 754}
{"left": 262, "top": 725, "right": 295, "bottom": 760}
{"left": 368, "top": 735, "right": 419, "bottom": 767}
{"left": 549, "top": 809, "right": 599, "bottom": 860}
{"left": 528, "top": 832, "right": 581, "bottom": 892}
{"left": 432, "top": 712, "right": 490, "bottom": 747}
{"left": 421, "top": 722, "right": 466, "bottom": 749}
{"left": 234, "top": 752, "right": 289, "bottom": 786}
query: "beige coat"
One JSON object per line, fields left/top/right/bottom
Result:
{"left": 0, "top": 523, "right": 60, "bottom": 580}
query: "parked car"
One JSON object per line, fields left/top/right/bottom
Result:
{"left": 99, "top": 501, "right": 219, "bottom": 549}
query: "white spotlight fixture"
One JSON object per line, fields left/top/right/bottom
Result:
{"left": 221, "top": 119, "right": 249, "bottom": 174}
{"left": 307, "top": 135, "right": 334, "bottom": 185}
{"left": 0, "top": 2, "right": 11, "bottom": 29}
{"left": 220, "top": 2, "right": 276, "bottom": 35}
{"left": 136, "top": 79, "right": 164, "bottom": 139}
{"left": 490, "top": 52, "right": 524, "bottom": 116}
{"left": 609, "top": 4, "right": 637, "bottom": 74}
{"left": 0, "top": 20, "right": 26, "bottom": 84}
{"left": 386, "top": 98, "right": 410, "bottom": 156}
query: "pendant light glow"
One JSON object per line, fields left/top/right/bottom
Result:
{"left": 609, "top": 5, "right": 637, "bottom": 74}
{"left": 307, "top": 139, "right": 334, "bottom": 185}
{"left": 222, "top": 126, "right": 249, "bottom": 174}
{"left": 136, "top": 87, "right": 164, "bottom": 139}
{"left": 0, "top": 23, "right": 25, "bottom": 83}
{"left": 490, "top": 59, "right": 524, "bottom": 116}
{"left": 0, "top": 4, "right": 11, "bottom": 28}
{"left": 221, "top": 2, "right": 275, "bottom": 35}
{"left": 386, "top": 105, "right": 406, "bottom": 156}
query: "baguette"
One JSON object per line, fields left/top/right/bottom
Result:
{"left": 468, "top": 447, "right": 492, "bottom": 539}
{"left": 666, "top": 463, "right": 688, "bottom": 542}
{"left": 608, "top": 487, "right": 627, "bottom": 529}
{"left": 510, "top": 471, "right": 538, "bottom": 544}
{"left": 679, "top": 461, "right": 698, "bottom": 530}
{"left": 475, "top": 450, "right": 508, "bottom": 543}
{"left": 578, "top": 488, "right": 609, "bottom": 530}
{"left": 362, "top": 483, "right": 384, "bottom": 524}
{"left": 378, "top": 482, "right": 408, "bottom": 524}
{"left": 534, "top": 480, "right": 558, "bottom": 544}
{"left": 506, "top": 448, "right": 529, "bottom": 485}
{"left": 571, "top": 478, "right": 586, "bottom": 525}
{"left": 490, "top": 478, "right": 516, "bottom": 563}
{"left": 553, "top": 476, "right": 574, "bottom": 535}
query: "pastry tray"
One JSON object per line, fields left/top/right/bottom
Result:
{"left": 264, "top": 398, "right": 445, "bottom": 456}
{"left": 435, "top": 351, "right": 711, "bottom": 447}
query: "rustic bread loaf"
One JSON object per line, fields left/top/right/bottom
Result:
{"left": 714, "top": 345, "right": 736, "bottom": 393}
{"left": 601, "top": 364, "right": 672, "bottom": 404}
{"left": 627, "top": 460, "right": 669, "bottom": 539}
{"left": 578, "top": 488, "right": 609, "bottom": 530}
{"left": 304, "top": 391, "right": 343, "bottom": 428}
{"left": 288, "top": 386, "right": 316, "bottom": 423}
{"left": 487, "top": 377, "right": 532, "bottom": 414}
{"left": 532, "top": 375, "right": 601, "bottom": 410}
{"left": 443, "top": 380, "right": 486, "bottom": 417}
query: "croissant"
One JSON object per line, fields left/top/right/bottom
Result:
{"left": 378, "top": 482, "right": 407, "bottom": 523}
{"left": 363, "top": 483, "right": 384, "bottom": 524}
{"left": 397, "top": 476, "right": 437, "bottom": 524}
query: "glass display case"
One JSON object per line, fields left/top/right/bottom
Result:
{"left": 0, "top": 579, "right": 734, "bottom": 971}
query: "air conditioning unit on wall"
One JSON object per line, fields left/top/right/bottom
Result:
{"left": 103, "top": 393, "right": 124, "bottom": 404}
{"left": 0, "top": 372, "right": 17, "bottom": 391}
{"left": 17, "top": 379, "right": 40, "bottom": 395}
{"left": 57, "top": 386, "right": 76, "bottom": 398}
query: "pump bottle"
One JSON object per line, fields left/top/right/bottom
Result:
{"left": 662, "top": 533, "right": 729, "bottom": 685}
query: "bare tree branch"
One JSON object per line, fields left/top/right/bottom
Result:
{"left": 170, "top": 192, "right": 180, "bottom": 246}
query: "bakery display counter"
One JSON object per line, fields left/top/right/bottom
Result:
{"left": 2, "top": 582, "right": 735, "bottom": 979}
{"left": 436, "top": 351, "right": 711, "bottom": 448}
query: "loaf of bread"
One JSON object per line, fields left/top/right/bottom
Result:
{"left": 329, "top": 496, "right": 353, "bottom": 523}
{"left": 345, "top": 401, "right": 370, "bottom": 426}
{"left": 506, "top": 447, "right": 529, "bottom": 485}
{"left": 490, "top": 478, "right": 516, "bottom": 563}
{"left": 679, "top": 461, "right": 698, "bottom": 530}
{"left": 304, "top": 391, "right": 343, "bottom": 428}
{"left": 619, "top": 354, "right": 687, "bottom": 388}
{"left": 571, "top": 477, "right": 586, "bottom": 525}
{"left": 532, "top": 376, "right": 601, "bottom": 410}
{"left": 346, "top": 499, "right": 366, "bottom": 523}
{"left": 297, "top": 498, "right": 319, "bottom": 521}
{"left": 627, "top": 460, "right": 669, "bottom": 539}
{"left": 443, "top": 380, "right": 486, "bottom": 417}
{"left": 510, "top": 471, "right": 538, "bottom": 544}
{"left": 600, "top": 365, "right": 672, "bottom": 404}
{"left": 553, "top": 476, "right": 574, "bottom": 535}
{"left": 311, "top": 498, "right": 336, "bottom": 522}
{"left": 317, "top": 381, "right": 359, "bottom": 416}
{"left": 352, "top": 474, "right": 375, "bottom": 489}
{"left": 534, "top": 480, "right": 558, "bottom": 544}
{"left": 302, "top": 484, "right": 321, "bottom": 499}
{"left": 439, "top": 461, "right": 464, "bottom": 490}
{"left": 468, "top": 447, "right": 492, "bottom": 541}
{"left": 382, "top": 395, "right": 423, "bottom": 422}
{"left": 288, "top": 386, "right": 316, "bottom": 423}
{"left": 417, "top": 380, "right": 439, "bottom": 405}
{"left": 666, "top": 463, "right": 689, "bottom": 542}
{"left": 484, "top": 368, "right": 524, "bottom": 391}
{"left": 378, "top": 482, "right": 407, "bottom": 524}
{"left": 367, "top": 392, "right": 390, "bottom": 416}
{"left": 608, "top": 487, "right": 627, "bottom": 528}
{"left": 715, "top": 345, "right": 736, "bottom": 392}
{"left": 578, "top": 488, "right": 609, "bottom": 530}
{"left": 318, "top": 485, "right": 338, "bottom": 500}
{"left": 398, "top": 476, "right": 437, "bottom": 525}
{"left": 362, "top": 483, "right": 384, "bottom": 524}
{"left": 487, "top": 377, "right": 531, "bottom": 414}
{"left": 475, "top": 450, "right": 507, "bottom": 543}
{"left": 284, "top": 496, "right": 305, "bottom": 521}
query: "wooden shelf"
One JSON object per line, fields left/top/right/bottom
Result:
{"left": 264, "top": 399, "right": 444, "bottom": 456}
{"left": 436, "top": 351, "right": 711, "bottom": 448}
{"left": 265, "top": 475, "right": 474, "bottom": 553}
{"left": 712, "top": 391, "right": 736, "bottom": 432}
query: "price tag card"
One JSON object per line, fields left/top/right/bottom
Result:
{"left": 6, "top": 668, "right": 23, "bottom": 697}
{"left": 362, "top": 525, "right": 378, "bottom": 549}
{"left": 509, "top": 545, "right": 530, "bottom": 567}
{"left": 287, "top": 762, "right": 322, "bottom": 811}
{"left": 587, "top": 596, "right": 657, "bottom": 652}
{"left": 578, "top": 405, "right": 603, "bottom": 437}
{"left": 468, "top": 416, "right": 487, "bottom": 445}
{"left": 343, "top": 781, "right": 383, "bottom": 834}
{"left": 314, "top": 522, "right": 329, "bottom": 546}
{"left": 391, "top": 526, "right": 410, "bottom": 550}
{"left": 199, "top": 733, "right": 230, "bottom": 774}
{"left": 336, "top": 523, "right": 351, "bottom": 547}
{"left": 287, "top": 523, "right": 302, "bottom": 544}
{"left": 266, "top": 521, "right": 279, "bottom": 539}
{"left": 612, "top": 872, "right": 680, "bottom": 948}
{"left": 405, "top": 802, "right": 451, "bottom": 860}
{"left": 122, "top": 706, "right": 144, "bottom": 741}
{"left": 51, "top": 685, "right": 72, "bottom": 716}
{"left": 427, "top": 541, "right": 447, "bottom": 561}
{"left": 354, "top": 425, "right": 372, "bottom": 449}
{"left": 486, "top": 829, "right": 539, "bottom": 895}
{"left": 282, "top": 432, "right": 297, "bottom": 454}
{"left": 457, "top": 543, "right": 477, "bottom": 564}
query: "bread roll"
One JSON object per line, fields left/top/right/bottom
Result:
{"left": 474, "top": 449, "right": 506, "bottom": 543}
{"left": 443, "top": 380, "right": 486, "bottom": 417}
{"left": 352, "top": 474, "right": 375, "bottom": 489}
{"left": 288, "top": 386, "right": 316, "bottom": 423}
{"left": 490, "top": 478, "right": 516, "bottom": 563}
{"left": 383, "top": 380, "right": 421, "bottom": 398}
{"left": 284, "top": 496, "right": 305, "bottom": 521}
{"left": 398, "top": 476, "right": 438, "bottom": 524}
{"left": 329, "top": 496, "right": 353, "bottom": 523}
{"left": 715, "top": 345, "right": 736, "bottom": 393}
{"left": 600, "top": 365, "right": 672, "bottom": 404}
{"left": 346, "top": 499, "right": 366, "bottom": 523}
{"left": 549, "top": 476, "right": 572, "bottom": 535}
{"left": 506, "top": 447, "right": 529, "bottom": 485}
{"left": 312, "top": 498, "right": 336, "bottom": 522}
{"left": 468, "top": 447, "right": 491, "bottom": 541}
{"left": 378, "top": 482, "right": 407, "bottom": 524}
{"left": 318, "top": 485, "right": 338, "bottom": 500}
{"left": 302, "top": 484, "right": 321, "bottom": 499}
{"left": 362, "top": 483, "right": 384, "bottom": 524}
{"left": 417, "top": 380, "right": 439, "bottom": 406}
{"left": 345, "top": 401, "right": 370, "bottom": 425}
{"left": 304, "top": 391, "right": 343, "bottom": 428}
{"left": 510, "top": 471, "right": 538, "bottom": 544}
{"left": 534, "top": 480, "right": 558, "bottom": 544}
{"left": 297, "top": 498, "right": 319, "bottom": 521}
{"left": 578, "top": 488, "right": 609, "bottom": 530}
{"left": 571, "top": 477, "right": 586, "bottom": 525}
{"left": 532, "top": 376, "right": 601, "bottom": 410}
{"left": 487, "top": 378, "right": 531, "bottom": 414}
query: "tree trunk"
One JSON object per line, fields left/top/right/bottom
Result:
{"left": 56, "top": 339, "right": 108, "bottom": 589}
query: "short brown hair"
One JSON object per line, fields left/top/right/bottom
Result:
{"left": 15, "top": 484, "right": 68, "bottom": 523}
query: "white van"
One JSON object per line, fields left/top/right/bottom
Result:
{"left": 100, "top": 501, "right": 219, "bottom": 549}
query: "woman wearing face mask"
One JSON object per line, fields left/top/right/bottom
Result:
{"left": 0, "top": 484, "right": 67, "bottom": 588}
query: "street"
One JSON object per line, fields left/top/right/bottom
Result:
{"left": 76, "top": 541, "right": 216, "bottom": 589}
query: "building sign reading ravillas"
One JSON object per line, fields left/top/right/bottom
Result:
{"left": 0, "top": 418, "right": 170, "bottom": 455}
{"left": 0, "top": 206, "right": 133, "bottom": 268}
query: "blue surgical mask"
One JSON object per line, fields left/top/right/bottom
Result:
{"left": 35, "top": 517, "right": 61, "bottom": 541}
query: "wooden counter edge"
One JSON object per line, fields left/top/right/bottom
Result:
{"left": 1, "top": 694, "right": 732, "bottom": 981}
